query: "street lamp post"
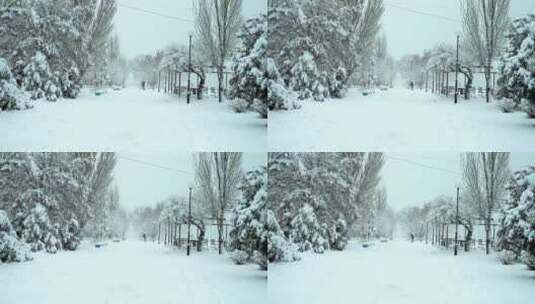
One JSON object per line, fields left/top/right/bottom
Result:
{"left": 187, "top": 33, "right": 193, "bottom": 104}
{"left": 186, "top": 187, "right": 192, "bottom": 256}
{"left": 454, "top": 186, "right": 460, "bottom": 256}
{"left": 454, "top": 34, "right": 460, "bottom": 104}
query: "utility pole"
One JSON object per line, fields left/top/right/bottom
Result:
{"left": 454, "top": 186, "right": 460, "bottom": 256}
{"left": 454, "top": 34, "right": 460, "bottom": 104}
{"left": 187, "top": 33, "right": 193, "bottom": 104}
{"left": 186, "top": 187, "right": 192, "bottom": 256}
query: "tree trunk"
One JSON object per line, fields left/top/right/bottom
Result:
{"left": 485, "top": 222, "right": 491, "bottom": 255}
{"left": 465, "top": 76, "right": 472, "bottom": 100}
{"left": 218, "top": 64, "right": 224, "bottom": 103}
{"left": 197, "top": 75, "right": 205, "bottom": 100}
{"left": 485, "top": 65, "right": 491, "bottom": 103}
{"left": 465, "top": 228, "right": 472, "bottom": 252}
{"left": 197, "top": 228, "right": 205, "bottom": 252}
{"left": 218, "top": 220, "right": 224, "bottom": 255}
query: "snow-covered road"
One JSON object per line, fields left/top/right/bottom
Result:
{"left": 268, "top": 240, "right": 535, "bottom": 304}
{"left": 0, "top": 241, "right": 266, "bottom": 304}
{"left": 0, "top": 88, "right": 266, "bottom": 152}
{"left": 269, "top": 88, "right": 535, "bottom": 151}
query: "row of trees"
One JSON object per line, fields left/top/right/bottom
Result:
{"left": 268, "top": 153, "right": 389, "bottom": 263}
{"left": 397, "top": 44, "right": 475, "bottom": 99}
{"left": 399, "top": 0, "right": 511, "bottom": 101}
{"left": 399, "top": 153, "right": 511, "bottom": 255}
{"left": 0, "top": 153, "right": 124, "bottom": 263}
{"left": 268, "top": 0, "right": 388, "bottom": 106}
{"left": 0, "top": 0, "right": 124, "bottom": 110}
{"left": 401, "top": 0, "right": 534, "bottom": 118}
{"left": 130, "top": 2, "right": 268, "bottom": 117}
{"left": 398, "top": 195, "right": 477, "bottom": 252}
{"left": 135, "top": 154, "right": 269, "bottom": 270}
{"left": 398, "top": 152, "right": 535, "bottom": 269}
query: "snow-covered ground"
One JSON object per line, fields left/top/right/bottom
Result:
{"left": 0, "top": 87, "right": 266, "bottom": 152}
{"left": 269, "top": 88, "right": 535, "bottom": 151}
{"left": 269, "top": 240, "right": 535, "bottom": 304}
{"left": 0, "top": 240, "right": 266, "bottom": 304}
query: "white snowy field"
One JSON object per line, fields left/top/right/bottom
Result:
{"left": 269, "top": 88, "right": 535, "bottom": 151}
{"left": 0, "top": 240, "right": 266, "bottom": 304}
{"left": 0, "top": 87, "right": 266, "bottom": 152}
{"left": 268, "top": 240, "right": 535, "bottom": 304}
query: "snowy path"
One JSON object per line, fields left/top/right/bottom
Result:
{"left": 0, "top": 241, "right": 266, "bottom": 304}
{"left": 269, "top": 88, "right": 535, "bottom": 151}
{"left": 0, "top": 88, "right": 266, "bottom": 152}
{"left": 268, "top": 241, "right": 535, "bottom": 304}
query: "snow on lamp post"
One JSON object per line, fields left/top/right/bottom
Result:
{"left": 454, "top": 185, "right": 460, "bottom": 256}
{"left": 186, "top": 186, "right": 193, "bottom": 256}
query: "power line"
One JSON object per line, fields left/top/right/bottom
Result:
{"left": 118, "top": 155, "right": 194, "bottom": 176}
{"left": 385, "top": 155, "right": 460, "bottom": 176}
{"left": 117, "top": 2, "right": 194, "bottom": 23}
{"left": 384, "top": 1, "right": 460, "bottom": 23}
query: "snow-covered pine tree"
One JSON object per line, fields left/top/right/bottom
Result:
{"left": 0, "top": 210, "right": 32, "bottom": 263}
{"left": 497, "top": 167, "right": 535, "bottom": 268}
{"left": 11, "top": 190, "right": 61, "bottom": 253}
{"left": 267, "top": 209, "right": 301, "bottom": 263}
{"left": 289, "top": 51, "right": 327, "bottom": 101}
{"left": 230, "top": 166, "right": 268, "bottom": 269}
{"left": 497, "top": 15, "right": 535, "bottom": 117}
{"left": 21, "top": 52, "right": 60, "bottom": 101}
{"left": 289, "top": 200, "right": 329, "bottom": 253}
{"left": 0, "top": 57, "right": 31, "bottom": 111}
{"left": 229, "top": 15, "right": 268, "bottom": 118}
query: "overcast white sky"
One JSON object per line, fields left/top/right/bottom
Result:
{"left": 382, "top": 152, "right": 535, "bottom": 211}
{"left": 114, "top": 153, "right": 266, "bottom": 211}
{"left": 382, "top": 0, "right": 535, "bottom": 59}
{"left": 114, "top": 0, "right": 267, "bottom": 59}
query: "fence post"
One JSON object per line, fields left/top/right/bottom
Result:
{"left": 178, "top": 73, "right": 182, "bottom": 97}
{"left": 178, "top": 224, "right": 182, "bottom": 248}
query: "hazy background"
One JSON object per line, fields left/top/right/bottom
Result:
{"left": 114, "top": 0, "right": 267, "bottom": 59}
{"left": 382, "top": 152, "right": 535, "bottom": 211}
{"left": 382, "top": 0, "right": 535, "bottom": 59}
{"left": 114, "top": 153, "right": 266, "bottom": 211}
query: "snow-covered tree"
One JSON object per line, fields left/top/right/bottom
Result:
{"left": 461, "top": 0, "right": 511, "bottom": 103}
{"left": 195, "top": 153, "right": 243, "bottom": 255}
{"left": 159, "top": 195, "right": 207, "bottom": 252}
{"left": 0, "top": 57, "right": 30, "bottom": 111}
{"left": 287, "top": 192, "right": 328, "bottom": 253}
{"left": 11, "top": 191, "right": 61, "bottom": 253}
{"left": 194, "top": 0, "right": 242, "bottom": 103}
{"left": 268, "top": 153, "right": 385, "bottom": 256}
{"left": 426, "top": 44, "right": 475, "bottom": 99}
{"left": 21, "top": 52, "right": 60, "bottom": 101}
{"left": 0, "top": 0, "right": 117, "bottom": 100}
{"left": 268, "top": 0, "right": 384, "bottom": 104}
{"left": 0, "top": 153, "right": 119, "bottom": 254}
{"left": 462, "top": 153, "right": 511, "bottom": 254}
{"left": 229, "top": 166, "right": 268, "bottom": 269}
{"left": 497, "top": 167, "right": 535, "bottom": 268}
{"left": 497, "top": 15, "right": 535, "bottom": 116}
{"left": 0, "top": 209, "right": 32, "bottom": 263}
{"left": 229, "top": 15, "right": 268, "bottom": 117}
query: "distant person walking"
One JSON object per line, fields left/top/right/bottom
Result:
{"left": 409, "top": 81, "right": 415, "bottom": 91}
{"left": 143, "top": 233, "right": 147, "bottom": 242}
{"left": 410, "top": 233, "right": 415, "bottom": 242}
{"left": 141, "top": 81, "right": 146, "bottom": 90}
